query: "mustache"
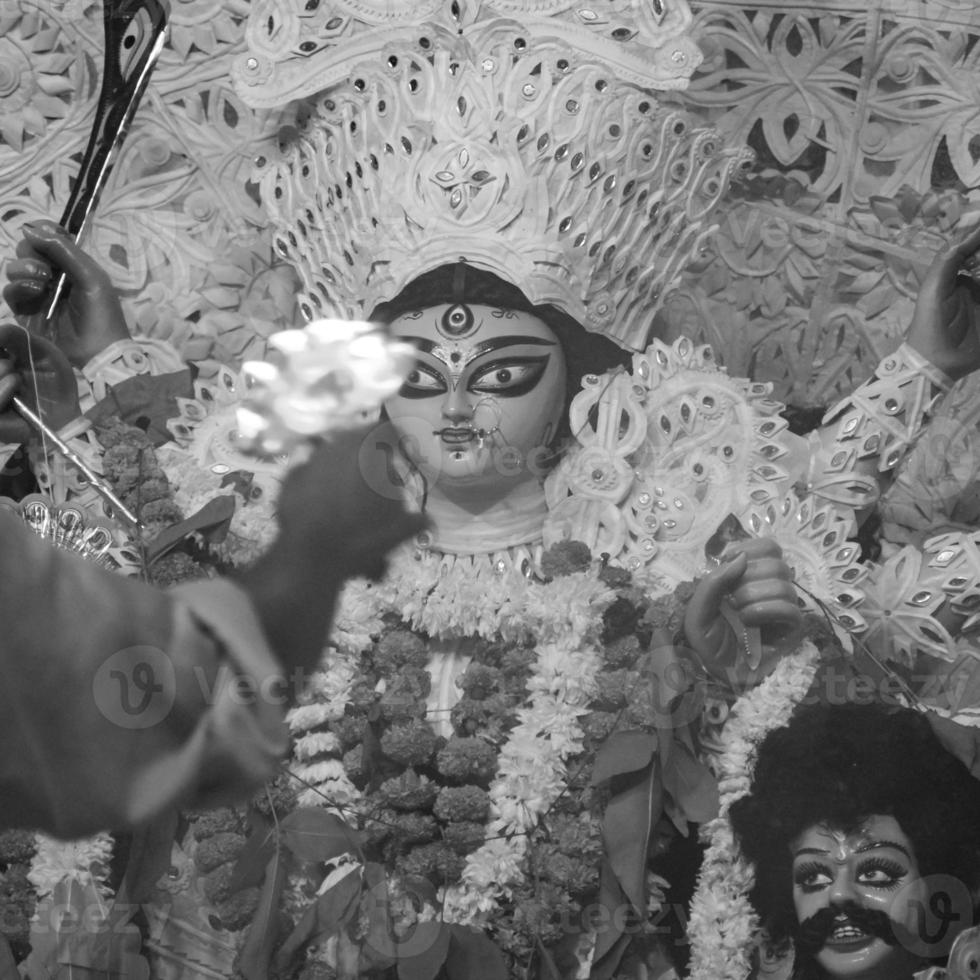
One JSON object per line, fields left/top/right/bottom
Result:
{"left": 796, "top": 901, "right": 899, "bottom": 955}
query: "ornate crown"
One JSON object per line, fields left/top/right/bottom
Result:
{"left": 231, "top": 1, "right": 753, "bottom": 351}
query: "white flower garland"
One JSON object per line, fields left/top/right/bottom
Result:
{"left": 26, "top": 832, "right": 116, "bottom": 955}
{"left": 442, "top": 641, "right": 603, "bottom": 924}
{"left": 28, "top": 833, "right": 114, "bottom": 901}
{"left": 685, "top": 641, "right": 822, "bottom": 980}
{"left": 286, "top": 550, "right": 616, "bottom": 923}
{"left": 288, "top": 543, "right": 618, "bottom": 925}
{"left": 443, "top": 577, "right": 614, "bottom": 925}
{"left": 287, "top": 587, "right": 374, "bottom": 810}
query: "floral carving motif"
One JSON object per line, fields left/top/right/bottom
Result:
{"left": 681, "top": 10, "right": 866, "bottom": 197}
{"left": 0, "top": 3, "right": 92, "bottom": 152}
{"left": 659, "top": 5, "right": 980, "bottom": 404}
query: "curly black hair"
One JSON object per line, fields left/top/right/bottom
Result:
{"left": 729, "top": 702, "right": 980, "bottom": 949}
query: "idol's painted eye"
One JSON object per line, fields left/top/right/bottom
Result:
{"left": 469, "top": 356, "right": 549, "bottom": 396}
{"left": 793, "top": 861, "right": 834, "bottom": 894}
{"left": 856, "top": 858, "right": 907, "bottom": 890}
{"left": 398, "top": 363, "right": 448, "bottom": 398}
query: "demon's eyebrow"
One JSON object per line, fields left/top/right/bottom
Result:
{"left": 854, "top": 839, "right": 913, "bottom": 860}
{"left": 792, "top": 841, "right": 914, "bottom": 861}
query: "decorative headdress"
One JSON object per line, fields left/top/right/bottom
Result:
{"left": 231, "top": 0, "right": 753, "bottom": 351}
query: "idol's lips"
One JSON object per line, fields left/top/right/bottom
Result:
{"left": 824, "top": 917, "right": 875, "bottom": 951}
{"left": 435, "top": 427, "right": 478, "bottom": 444}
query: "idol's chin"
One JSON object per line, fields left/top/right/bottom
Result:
{"left": 814, "top": 935, "right": 898, "bottom": 980}
{"left": 408, "top": 446, "right": 494, "bottom": 486}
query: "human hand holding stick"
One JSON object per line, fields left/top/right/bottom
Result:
{"left": 685, "top": 536, "right": 802, "bottom": 680}
{"left": 17, "top": 1, "right": 171, "bottom": 329}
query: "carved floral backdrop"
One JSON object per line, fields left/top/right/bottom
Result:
{"left": 1, "top": 0, "right": 980, "bottom": 411}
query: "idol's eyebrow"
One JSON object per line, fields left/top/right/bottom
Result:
{"left": 793, "top": 848, "right": 832, "bottom": 859}
{"left": 468, "top": 335, "right": 557, "bottom": 359}
{"left": 401, "top": 337, "right": 440, "bottom": 355}
{"left": 399, "top": 335, "right": 557, "bottom": 357}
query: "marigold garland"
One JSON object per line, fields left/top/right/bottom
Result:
{"left": 260, "top": 541, "right": 710, "bottom": 977}
{"left": 0, "top": 831, "right": 37, "bottom": 961}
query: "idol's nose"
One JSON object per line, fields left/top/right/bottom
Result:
{"left": 441, "top": 385, "right": 475, "bottom": 424}
{"left": 827, "top": 871, "right": 859, "bottom": 907}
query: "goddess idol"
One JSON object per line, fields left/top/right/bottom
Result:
{"left": 5, "top": 1, "right": 980, "bottom": 979}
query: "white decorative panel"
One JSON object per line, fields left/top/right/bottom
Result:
{"left": 1, "top": 1, "right": 979, "bottom": 405}
{"left": 661, "top": 2, "right": 980, "bottom": 403}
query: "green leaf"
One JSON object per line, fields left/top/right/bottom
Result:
{"left": 445, "top": 926, "right": 508, "bottom": 980}
{"left": 0, "top": 935, "right": 17, "bottom": 980}
{"left": 662, "top": 740, "right": 720, "bottom": 826}
{"left": 926, "top": 711, "right": 980, "bottom": 779}
{"left": 535, "top": 937, "right": 563, "bottom": 980}
{"left": 361, "top": 715, "right": 385, "bottom": 788}
{"left": 397, "top": 921, "right": 451, "bottom": 980}
{"left": 228, "top": 811, "right": 276, "bottom": 892}
{"left": 601, "top": 761, "right": 664, "bottom": 911}
{"left": 591, "top": 933, "right": 633, "bottom": 980}
{"left": 591, "top": 858, "right": 627, "bottom": 964}
{"left": 663, "top": 794, "right": 686, "bottom": 836}
{"left": 313, "top": 870, "right": 363, "bottom": 939}
{"left": 273, "top": 869, "right": 362, "bottom": 973}
{"left": 360, "top": 862, "right": 397, "bottom": 969}
{"left": 399, "top": 874, "right": 440, "bottom": 909}
{"left": 590, "top": 731, "right": 657, "bottom": 786}
{"left": 21, "top": 878, "right": 150, "bottom": 977}
{"left": 279, "top": 807, "right": 362, "bottom": 863}
{"left": 235, "top": 850, "right": 287, "bottom": 980}
{"left": 87, "top": 369, "right": 194, "bottom": 446}
{"left": 641, "top": 635, "right": 703, "bottom": 771}
{"left": 117, "top": 809, "right": 179, "bottom": 905}
{"left": 145, "top": 495, "right": 236, "bottom": 562}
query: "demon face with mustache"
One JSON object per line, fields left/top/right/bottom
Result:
{"left": 788, "top": 815, "right": 928, "bottom": 978}
{"left": 729, "top": 700, "right": 980, "bottom": 980}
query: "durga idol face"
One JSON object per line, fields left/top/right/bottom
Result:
{"left": 383, "top": 303, "right": 567, "bottom": 491}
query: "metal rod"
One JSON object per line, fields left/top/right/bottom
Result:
{"left": 12, "top": 394, "right": 143, "bottom": 531}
